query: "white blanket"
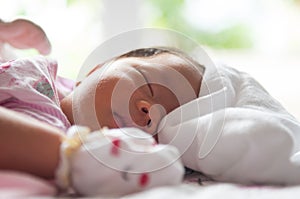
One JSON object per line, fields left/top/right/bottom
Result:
{"left": 157, "top": 64, "right": 300, "bottom": 185}
{"left": 127, "top": 169, "right": 300, "bottom": 199}
{"left": 127, "top": 183, "right": 300, "bottom": 199}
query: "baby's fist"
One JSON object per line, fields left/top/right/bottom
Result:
{"left": 57, "top": 126, "right": 184, "bottom": 197}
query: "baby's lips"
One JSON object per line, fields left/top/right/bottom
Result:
{"left": 153, "top": 133, "right": 159, "bottom": 143}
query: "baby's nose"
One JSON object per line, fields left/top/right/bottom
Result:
{"left": 136, "top": 101, "right": 167, "bottom": 136}
{"left": 149, "top": 104, "right": 166, "bottom": 127}
{"left": 138, "top": 101, "right": 152, "bottom": 127}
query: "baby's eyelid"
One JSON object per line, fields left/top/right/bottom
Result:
{"left": 146, "top": 80, "right": 154, "bottom": 97}
{"left": 136, "top": 68, "right": 154, "bottom": 96}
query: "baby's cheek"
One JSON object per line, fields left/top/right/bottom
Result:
{"left": 96, "top": 111, "right": 117, "bottom": 129}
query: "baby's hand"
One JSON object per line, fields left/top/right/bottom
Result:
{"left": 0, "top": 19, "right": 51, "bottom": 55}
{"left": 56, "top": 126, "right": 184, "bottom": 197}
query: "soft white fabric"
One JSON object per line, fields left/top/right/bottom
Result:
{"left": 56, "top": 126, "right": 184, "bottom": 197}
{"left": 127, "top": 183, "right": 300, "bottom": 199}
{"left": 158, "top": 64, "right": 300, "bottom": 185}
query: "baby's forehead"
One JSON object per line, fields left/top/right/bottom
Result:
{"left": 84, "top": 51, "right": 202, "bottom": 85}
{"left": 113, "top": 52, "right": 193, "bottom": 68}
{"left": 98, "top": 53, "right": 192, "bottom": 82}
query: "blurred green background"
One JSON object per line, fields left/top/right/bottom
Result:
{"left": 1, "top": 0, "right": 299, "bottom": 76}
{"left": 146, "top": 0, "right": 253, "bottom": 49}
{"left": 1, "top": 0, "right": 300, "bottom": 118}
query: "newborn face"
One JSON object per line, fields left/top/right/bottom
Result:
{"left": 83, "top": 53, "right": 202, "bottom": 137}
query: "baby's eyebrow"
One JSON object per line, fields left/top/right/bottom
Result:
{"left": 87, "top": 64, "right": 101, "bottom": 77}
{"left": 134, "top": 67, "right": 154, "bottom": 96}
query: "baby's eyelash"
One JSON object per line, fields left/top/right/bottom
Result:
{"left": 147, "top": 82, "right": 154, "bottom": 97}
{"left": 136, "top": 68, "right": 153, "bottom": 96}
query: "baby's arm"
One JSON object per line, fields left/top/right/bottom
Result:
{"left": 0, "top": 106, "right": 65, "bottom": 179}
{"left": 0, "top": 107, "right": 184, "bottom": 196}
{"left": 63, "top": 127, "right": 184, "bottom": 196}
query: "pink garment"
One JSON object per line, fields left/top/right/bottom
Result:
{"left": 0, "top": 56, "right": 72, "bottom": 131}
{"left": 0, "top": 171, "right": 56, "bottom": 198}
{"left": 0, "top": 56, "right": 75, "bottom": 197}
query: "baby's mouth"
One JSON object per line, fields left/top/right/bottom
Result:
{"left": 153, "top": 133, "right": 159, "bottom": 143}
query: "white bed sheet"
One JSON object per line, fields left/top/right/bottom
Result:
{"left": 126, "top": 171, "right": 300, "bottom": 199}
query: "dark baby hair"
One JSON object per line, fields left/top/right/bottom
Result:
{"left": 83, "top": 46, "right": 205, "bottom": 84}
{"left": 116, "top": 47, "right": 205, "bottom": 73}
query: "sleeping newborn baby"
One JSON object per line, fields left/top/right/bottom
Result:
{"left": 61, "top": 47, "right": 300, "bottom": 186}
{"left": 0, "top": 18, "right": 184, "bottom": 197}
{"left": 0, "top": 53, "right": 184, "bottom": 196}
